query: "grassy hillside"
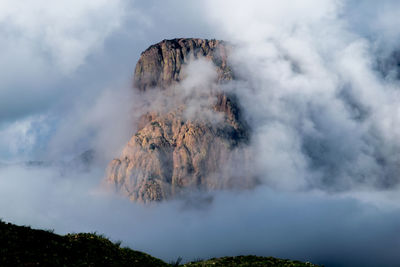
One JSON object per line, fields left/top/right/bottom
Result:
{"left": 183, "top": 256, "right": 318, "bottom": 267}
{"left": 0, "top": 220, "right": 320, "bottom": 266}
{"left": 0, "top": 220, "right": 167, "bottom": 266}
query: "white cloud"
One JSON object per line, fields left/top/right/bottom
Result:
{"left": 45, "top": 84, "right": 136, "bottom": 162}
{"left": 0, "top": 115, "right": 50, "bottom": 161}
{"left": 0, "top": 0, "right": 126, "bottom": 73}
{"left": 202, "top": 0, "right": 400, "bottom": 192}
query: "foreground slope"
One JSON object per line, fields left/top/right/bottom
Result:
{"left": 183, "top": 256, "right": 318, "bottom": 267}
{"left": 0, "top": 220, "right": 319, "bottom": 267}
{"left": 0, "top": 220, "right": 167, "bottom": 266}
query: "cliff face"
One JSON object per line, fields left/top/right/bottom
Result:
{"left": 134, "top": 38, "right": 232, "bottom": 91}
{"left": 106, "top": 38, "right": 254, "bottom": 203}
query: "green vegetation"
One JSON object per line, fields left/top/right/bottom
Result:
{"left": 183, "top": 256, "right": 319, "bottom": 267}
{"left": 0, "top": 220, "right": 167, "bottom": 266}
{"left": 0, "top": 220, "right": 320, "bottom": 266}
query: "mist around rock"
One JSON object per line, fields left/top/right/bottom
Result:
{"left": 105, "top": 39, "right": 257, "bottom": 203}
{"left": 2, "top": 0, "right": 400, "bottom": 266}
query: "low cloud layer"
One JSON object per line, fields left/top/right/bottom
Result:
{"left": 1, "top": 1, "right": 400, "bottom": 266}
{"left": 1, "top": 164, "right": 400, "bottom": 267}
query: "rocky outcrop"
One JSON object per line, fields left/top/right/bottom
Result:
{"left": 134, "top": 38, "right": 232, "bottom": 91}
{"left": 106, "top": 38, "right": 255, "bottom": 203}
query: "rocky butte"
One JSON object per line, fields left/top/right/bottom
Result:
{"left": 106, "top": 38, "right": 256, "bottom": 203}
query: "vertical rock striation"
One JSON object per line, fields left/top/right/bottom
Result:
{"left": 106, "top": 38, "right": 254, "bottom": 203}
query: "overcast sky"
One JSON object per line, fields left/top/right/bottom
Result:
{"left": 1, "top": 1, "right": 400, "bottom": 266}
{"left": 0, "top": 0, "right": 214, "bottom": 162}
{"left": 1, "top": 0, "right": 400, "bottom": 162}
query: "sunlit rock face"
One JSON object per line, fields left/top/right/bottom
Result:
{"left": 133, "top": 38, "right": 233, "bottom": 91}
{"left": 106, "top": 38, "right": 255, "bottom": 203}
